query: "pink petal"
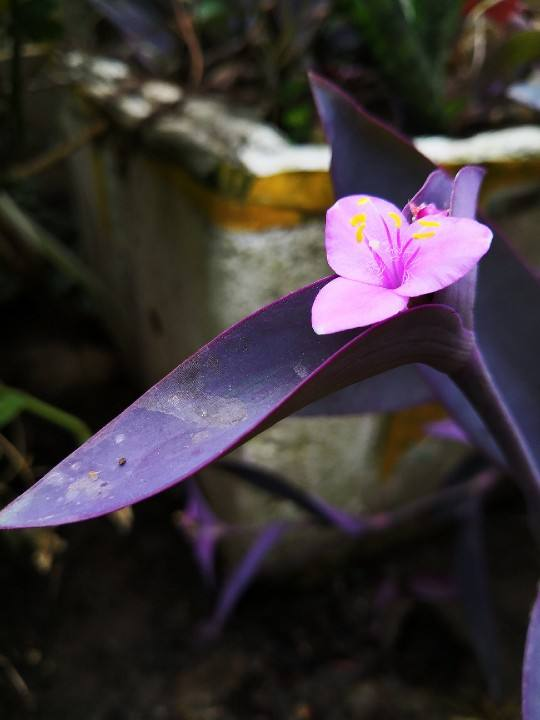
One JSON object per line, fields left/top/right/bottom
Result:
{"left": 396, "top": 216, "right": 493, "bottom": 298}
{"left": 311, "top": 277, "right": 409, "bottom": 335}
{"left": 325, "top": 195, "right": 407, "bottom": 286}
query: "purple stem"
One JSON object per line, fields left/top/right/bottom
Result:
{"left": 452, "top": 346, "right": 540, "bottom": 522}
{"left": 365, "top": 468, "right": 497, "bottom": 533}
{"left": 199, "top": 469, "right": 497, "bottom": 635}
{"left": 523, "top": 586, "right": 540, "bottom": 719}
{"left": 219, "top": 469, "right": 497, "bottom": 545}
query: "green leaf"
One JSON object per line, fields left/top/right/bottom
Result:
{"left": 0, "top": 385, "right": 91, "bottom": 444}
{"left": 17, "top": 0, "right": 63, "bottom": 42}
{"left": 493, "top": 30, "right": 540, "bottom": 78}
{"left": 347, "top": 0, "right": 450, "bottom": 132}
{"left": 410, "top": 0, "right": 463, "bottom": 70}
{"left": 0, "top": 387, "right": 26, "bottom": 428}
{"left": 193, "top": 0, "right": 229, "bottom": 26}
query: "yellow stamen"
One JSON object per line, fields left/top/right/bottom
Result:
{"left": 388, "top": 211, "right": 402, "bottom": 228}
{"left": 412, "top": 231, "right": 436, "bottom": 240}
{"left": 350, "top": 212, "right": 367, "bottom": 242}
{"left": 418, "top": 219, "right": 441, "bottom": 227}
{"left": 357, "top": 197, "right": 369, "bottom": 205}
{"left": 350, "top": 213, "right": 366, "bottom": 226}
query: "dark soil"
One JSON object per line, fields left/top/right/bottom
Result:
{"left": 0, "top": 464, "right": 537, "bottom": 719}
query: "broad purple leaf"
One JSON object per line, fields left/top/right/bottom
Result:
{"left": 523, "top": 586, "right": 540, "bottom": 720}
{"left": 310, "top": 75, "right": 432, "bottom": 204}
{"left": 475, "top": 234, "right": 540, "bottom": 470}
{"left": 310, "top": 73, "right": 540, "bottom": 490}
{"left": 0, "top": 283, "right": 471, "bottom": 528}
{"left": 297, "top": 364, "right": 433, "bottom": 416}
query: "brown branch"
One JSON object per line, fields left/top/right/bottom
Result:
{"left": 0, "top": 193, "right": 106, "bottom": 302}
{"left": 7, "top": 120, "right": 107, "bottom": 182}
{"left": 0, "top": 655, "right": 34, "bottom": 710}
{"left": 172, "top": 1, "right": 205, "bottom": 87}
{"left": 0, "top": 432, "right": 34, "bottom": 485}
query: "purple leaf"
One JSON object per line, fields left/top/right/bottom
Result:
{"left": 403, "top": 168, "right": 453, "bottom": 222}
{"left": 176, "top": 479, "right": 224, "bottom": 586}
{"left": 202, "top": 521, "right": 288, "bottom": 636}
{"left": 421, "top": 368, "right": 504, "bottom": 466}
{"left": 523, "top": 586, "right": 540, "bottom": 720}
{"left": 218, "top": 460, "right": 364, "bottom": 534}
{"left": 453, "top": 496, "right": 502, "bottom": 699}
{"left": 298, "top": 365, "right": 433, "bottom": 416}
{"left": 89, "top": 0, "right": 178, "bottom": 70}
{"left": 425, "top": 419, "right": 470, "bottom": 445}
{"left": 0, "top": 282, "right": 471, "bottom": 528}
{"left": 474, "top": 235, "right": 540, "bottom": 478}
{"left": 309, "top": 74, "right": 432, "bottom": 205}
{"left": 407, "top": 169, "right": 504, "bottom": 465}
{"left": 434, "top": 165, "right": 485, "bottom": 329}
{"left": 309, "top": 73, "right": 540, "bottom": 494}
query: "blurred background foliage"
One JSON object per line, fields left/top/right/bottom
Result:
{"left": 0, "top": 0, "right": 538, "bottom": 155}
{"left": 70, "top": 0, "right": 540, "bottom": 138}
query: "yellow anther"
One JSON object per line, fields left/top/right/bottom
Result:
{"left": 412, "top": 231, "right": 436, "bottom": 240}
{"left": 418, "top": 219, "right": 441, "bottom": 227}
{"left": 350, "top": 213, "right": 366, "bottom": 227}
{"left": 357, "top": 197, "right": 369, "bottom": 205}
{"left": 356, "top": 227, "right": 365, "bottom": 242}
{"left": 388, "top": 211, "right": 402, "bottom": 228}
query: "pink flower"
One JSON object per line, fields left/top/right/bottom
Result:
{"left": 311, "top": 194, "right": 493, "bottom": 335}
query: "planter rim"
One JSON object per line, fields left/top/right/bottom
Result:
{"left": 66, "top": 52, "right": 540, "bottom": 220}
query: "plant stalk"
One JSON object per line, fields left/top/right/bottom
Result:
{"left": 452, "top": 346, "right": 540, "bottom": 524}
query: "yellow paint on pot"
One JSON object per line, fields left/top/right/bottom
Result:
{"left": 379, "top": 403, "right": 447, "bottom": 480}
{"left": 247, "top": 171, "right": 334, "bottom": 213}
{"left": 152, "top": 160, "right": 329, "bottom": 230}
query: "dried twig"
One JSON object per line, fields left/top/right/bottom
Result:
{"left": 0, "top": 432, "right": 34, "bottom": 485}
{"left": 172, "top": 0, "right": 204, "bottom": 87}
{"left": 0, "top": 193, "right": 106, "bottom": 303}
{"left": 7, "top": 120, "right": 107, "bottom": 182}
{"left": 0, "top": 654, "right": 34, "bottom": 710}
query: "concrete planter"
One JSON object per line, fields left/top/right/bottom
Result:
{"left": 63, "top": 55, "right": 540, "bottom": 568}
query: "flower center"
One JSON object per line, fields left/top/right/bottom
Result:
{"left": 370, "top": 213, "right": 408, "bottom": 288}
